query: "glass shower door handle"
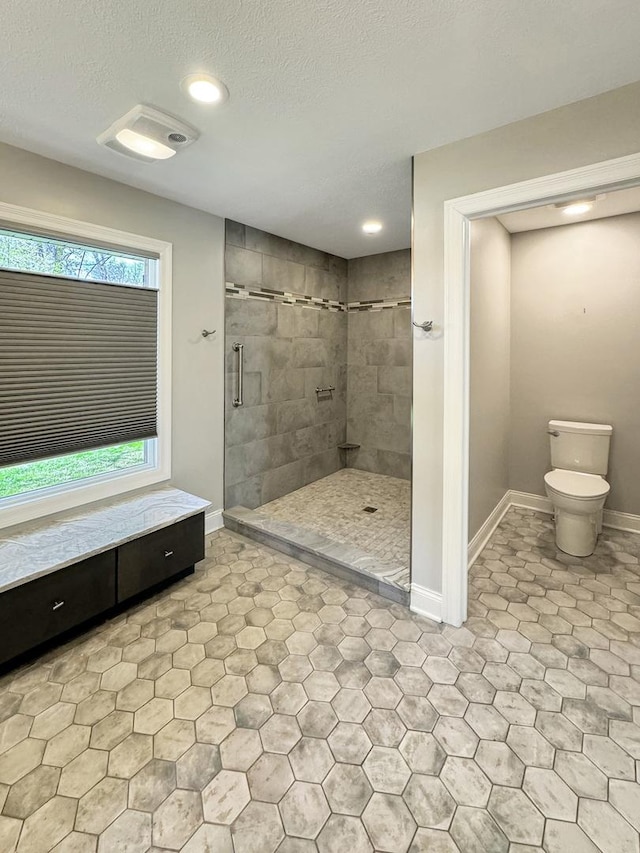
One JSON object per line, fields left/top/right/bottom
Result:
{"left": 232, "top": 342, "right": 244, "bottom": 407}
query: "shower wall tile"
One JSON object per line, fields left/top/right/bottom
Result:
{"left": 377, "top": 449, "right": 412, "bottom": 480}
{"left": 348, "top": 309, "right": 395, "bottom": 339}
{"left": 225, "top": 222, "right": 348, "bottom": 509}
{"left": 393, "top": 308, "right": 411, "bottom": 338}
{"left": 225, "top": 403, "right": 278, "bottom": 447}
{"left": 225, "top": 218, "right": 246, "bottom": 247}
{"left": 226, "top": 299, "right": 277, "bottom": 336}
{"left": 263, "top": 368, "right": 305, "bottom": 403}
{"left": 294, "top": 424, "right": 336, "bottom": 458}
{"left": 224, "top": 475, "right": 262, "bottom": 509}
{"left": 365, "top": 338, "right": 412, "bottom": 366}
{"left": 305, "top": 267, "right": 346, "bottom": 302}
{"left": 378, "top": 365, "right": 412, "bottom": 396}
{"left": 346, "top": 249, "right": 412, "bottom": 480}
{"left": 348, "top": 249, "right": 411, "bottom": 302}
{"left": 393, "top": 395, "right": 412, "bottom": 425}
{"left": 224, "top": 371, "right": 262, "bottom": 409}
{"left": 278, "top": 305, "right": 319, "bottom": 339}
{"left": 347, "top": 365, "right": 378, "bottom": 394}
{"left": 262, "top": 255, "right": 306, "bottom": 293}
{"left": 225, "top": 244, "right": 263, "bottom": 288}
{"left": 261, "top": 460, "right": 306, "bottom": 503}
{"left": 304, "top": 448, "right": 343, "bottom": 484}
{"left": 245, "top": 226, "right": 329, "bottom": 271}
{"left": 276, "top": 398, "right": 317, "bottom": 433}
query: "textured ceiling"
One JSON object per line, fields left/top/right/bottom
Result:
{"left": 2, "top": 1, "right": 640, "bottom": 257}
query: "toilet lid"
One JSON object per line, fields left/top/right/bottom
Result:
{"left": 544, "top": 469, "right": 610, "bottom": 499}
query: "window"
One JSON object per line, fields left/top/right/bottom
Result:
{"left": 0, "top": 442, "right": 147, "bottom": 499}
{"left": 0, "top": 203, "right": 171, "bottom": 528}
{"left": 0, "top": 228, "right": 150, "bottom": 286}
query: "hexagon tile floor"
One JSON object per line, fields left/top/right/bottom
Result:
{"left": 1, "top": 507, "right": 639, "bottom": 852}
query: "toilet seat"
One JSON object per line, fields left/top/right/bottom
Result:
{"left": 544, "top": 469, "right": 610, "bottom": 500}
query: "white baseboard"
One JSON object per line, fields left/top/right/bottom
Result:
{"left": 468, "top": 491, "right": 512, "bottom": 568}
{"left": 509, "top": 490, "right": 553, "bottom": 514}
{"left": 410, "top": 583, "right": 442, "bottom": 623}
{"left": 502, "top": 490, "right": 640, "bottom": 535}
{"left": 603, "top": 508, "right": 640, "bottom": 534}
{"left": 205, "top": 509, "right": 224, "bottom": 534}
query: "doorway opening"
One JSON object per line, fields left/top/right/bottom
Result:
{"left": 442, "top": 152, "right": 640, "bottom": 626}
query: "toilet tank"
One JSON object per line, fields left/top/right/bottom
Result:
{"left": 549, "top": 420, "right": 613, "bottom": 475}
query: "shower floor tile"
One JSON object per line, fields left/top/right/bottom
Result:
{"left": 259, "top": 468, "right": 411, "bottom": 587}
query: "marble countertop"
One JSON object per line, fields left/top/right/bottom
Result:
{"left": 0, "top": 486, "right": 211, "bottom": 594}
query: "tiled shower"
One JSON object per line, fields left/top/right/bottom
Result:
{"left": 223, "top": 220, "right": 412, "bottom": 599}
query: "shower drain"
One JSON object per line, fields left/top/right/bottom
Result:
{"left": 363, "top": 506, "right": 378, "bottom": 513}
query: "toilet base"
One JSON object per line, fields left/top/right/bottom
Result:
{"left": 555, "top": 509, "right": 599, "bottom": 557}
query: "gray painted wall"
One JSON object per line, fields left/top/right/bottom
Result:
{"left": 510, "top": 212, "right": 640, "bottom": 515}
{"left": 346, "top": 250, "right": 412, "bottom": 480}
{"left": 224, "top": 221, "right": 347, "bottom": 508}
{"left": 0, "top": 141, "right": 226, "bottom": 513}
{"left": 469, "top": 218, "right": 511, "bottom": 539}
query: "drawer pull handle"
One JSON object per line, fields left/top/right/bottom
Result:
{"left": 52, "top": 600, "right": 65, "bottom": 611}
{"left": 164, "top": 550, "right": 174, "bottom": 558}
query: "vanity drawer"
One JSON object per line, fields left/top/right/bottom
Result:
{"left": 0, "top": 551, "right": 116, "bottom": 665}
{"left": 117, "top": 512, "right": 204, "bottom": 602}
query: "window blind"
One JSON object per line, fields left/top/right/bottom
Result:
{"left": 0, "top": 269, "right": 158, "bottom": 467}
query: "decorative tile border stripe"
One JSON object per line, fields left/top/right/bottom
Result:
{"left": 226, "top": 282, "right": 411, "bottom": 313}
{"left": 226, "top": 282, "right": 344, "bottom": 311}
{"left": 347, "top": 298, "right": 411, "bottom": 312}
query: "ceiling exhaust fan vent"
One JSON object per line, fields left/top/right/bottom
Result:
{"left": 97, "top": 104, "right": 199, "bottom": 162}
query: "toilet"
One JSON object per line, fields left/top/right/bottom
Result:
{"left": 544, "top": 420, "right": 612, "bottom": 557}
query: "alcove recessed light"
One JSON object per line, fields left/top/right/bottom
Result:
{"left": 555, "top": 198, "right": 596, "bottom": 216}
{"left": 183, "top": 74, "right": 229, "bottom": 105}
{"left": 362, "top": 220, "right": 383, "bottom": 234}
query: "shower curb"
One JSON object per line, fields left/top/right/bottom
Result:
{"left": 222, "top": 505, "right": 410, "bottom": 605}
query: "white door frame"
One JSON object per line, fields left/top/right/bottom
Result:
{"left": 441, "top": 151, "right": 640, "bottom": 627}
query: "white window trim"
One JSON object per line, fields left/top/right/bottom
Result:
{"left": 0, "top": 200, "right": 172, "bottom": 529}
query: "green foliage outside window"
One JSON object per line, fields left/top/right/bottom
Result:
{"left": 0, "top": 442, "right": 146, "bottom": 498}
{"left": 0, "top": 229, "right": 147, "bottom": 285}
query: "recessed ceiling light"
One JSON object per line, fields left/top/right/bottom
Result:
{"left": 115, "top": 128, "right": 176, "bottom": 160}
{"left": 183, "top": 74, "right": 229, "bottom": 104}
{"left": 554, "top": 198, "right": 596, "bottom": 216}
{"left": 362, "top": 220, "right": 383, "bottom": 234}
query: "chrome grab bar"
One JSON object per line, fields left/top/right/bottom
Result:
{"left": 233, "top": 342, "right": 244, "bottom": 407}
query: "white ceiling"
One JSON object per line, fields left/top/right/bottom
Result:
{"left": 498, "top": 185, "right": 640, "bottom": 233}
{"left": 2, "top": 1, "right": 640, "bottom": 258}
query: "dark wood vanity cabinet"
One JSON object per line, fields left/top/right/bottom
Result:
{"left": 0, "top": 511, "right": 205, "bottom": 668}
{"left": 0, "top": 551, "right": 116, "bottom": 666}
{"left": 117, "top": 513, "right": 205, "bottom": 602}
